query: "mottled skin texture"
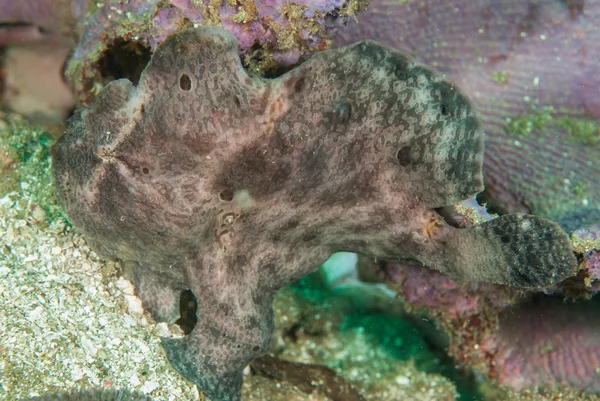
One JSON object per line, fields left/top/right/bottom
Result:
{"left": 51, "top": 28, "right": 577, "bottom": 400}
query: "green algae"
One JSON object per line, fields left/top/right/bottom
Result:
{"left": 556, "top": 117, "right": 600, "bottom": 146}
{"left": 491, "top": 71, "right": 509, "bottom": 85}
{"left": 290, "top": 270, "right": 482, "bottom": 400}
{"left": 570, "top": 181, "right": 588, "bottom": 200}
{"left": 504, "top": 106, "right": 600, "bottom": 146}
{"left": 504, "top": 106, "right": 554, "bottom": 137}
{"left": 0, "top": 115, "right": 62, "bottom": 224}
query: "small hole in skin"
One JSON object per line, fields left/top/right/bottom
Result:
{"left": 234, "top": 96, "right": 241, "bottom": 107}
{"left": 253, "top": 345, "right": 260, "bottom": 352}
{"left": 501, "top": 235, "right": 511, "bottom": 244}
{"left": 396, "top": 146, "right": 411, "bottom": 167}
{"left": 179, "top": 73, "right": 192, "bottom": 91}
{"left": 294, "top": 77, "right": 305, "bottom": 93}
{"left": 440, "top": 103, "right": 448, "bottom": 115}
{"left": 219, "top": 189, "right": 234, "bottom": 202}
{"left": 142, "top": 167, "right": 149, "bottom": 174}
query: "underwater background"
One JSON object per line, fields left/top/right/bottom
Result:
{"left": 0, "top": 1, "right": 599, "bottom": 400}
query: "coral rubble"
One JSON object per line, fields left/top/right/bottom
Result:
{"left": 51, "top": 27, "right": 579, "bottom": 400}
{"left": 22, "top": 388, "right": 153, "bottom": 401}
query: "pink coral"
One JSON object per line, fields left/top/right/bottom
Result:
{"left": 383, "top": 263, "right": 516, "bottom": 319}
{"left": 490, "top": 298, "right": 600, "bottom": 392}
{"left": 380, "top": 258, "right": 600, "bottom": 393}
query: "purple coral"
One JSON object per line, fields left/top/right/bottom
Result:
{"left": 383, "top": 262, "right": 600, "bottom": 392}
{"left": 587, "top": 250, "right": 600, "bottom": 282}
{"left": 51, "top": 27, "right": 577, "bottom": 400}
{"left": 491, "top": 297, "right": 600, "bottom": 392}
{"left": 383, "top": 263, "right": 517, "bottom": 319}
{"left": 0, "top": 0, "right": 365, "bottom": 105}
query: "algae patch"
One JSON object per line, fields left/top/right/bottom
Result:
{"left": 504, "top": 106, "right": 600, "bottom": 146}
{"left": 491, "top": 71, "right": 509, "bottom": 85}
{"left": 0, "top": 114, "right": 62, "bottom": 224}
{"left": 556, "top": 117, "right": 600, "bottom": 146}
{"left": 504, "top": 107, "right": 554, "bottom": 138}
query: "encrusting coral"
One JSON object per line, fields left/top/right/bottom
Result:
{"left": 0, "top": 0, "right": 368, "bottom": 106}
{"left": 51, "top": 27, "right": 578, "bottom": 400}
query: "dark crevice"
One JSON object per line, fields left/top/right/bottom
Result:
{"left": 475, "top": 191, "right": 509, "bottom": 216}
{"left": 175, "top": 289, "right": 198, "bottom": 335}
{"left": 96, "top": 38, "right": 152, "bottom": 85}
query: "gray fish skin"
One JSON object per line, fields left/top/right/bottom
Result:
{"left": 51, "top": 27, "right": 577, "bottom": 400}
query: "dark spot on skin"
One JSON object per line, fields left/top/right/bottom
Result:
{"left": 440, "top": 103, "right": 448, "bottom": 116}
{"left": 394, "top": 64, "right": 410, "bottom": 81}
{"left": 219, "top": 189, "right": 234, "bottom": 202}
{"left": 282, "top": 218, "right": 299, "bottom": 232}
{"left": 294, "top": 77, "right": 305, "bottom": 93}
{"left": 501, "top": 235, "right": 511, "bottom": 243}
{"left": 252, "top": 345, "right": 260, "bottom": 352}
{"left": 326, "top": 103, "right": 352, "bottom": 131}
{"left": 234, "top": 95, "right": 241, "bottom": 107}
{"left": 180, "top": 74, "right": 192, "bottom": 91}
{"left": 215, "top": 143, "right": 291, "bottom": 199}
{"left": 140, "top": 104, "right": 145, "bottom": 115}
{"left": 396, "top": 146, "right": 412, "bottom": 167}
{"left": 178, "top": 43, "right": 189, "bottom": 53}
{"left": 175, "top": 289, "right": 198, "bottom": 335}
{"left": 142, "top": 167, "right": 149, "bottom": 174}
{"left": 301, "top": 231, "right": 318, "bottom": 243}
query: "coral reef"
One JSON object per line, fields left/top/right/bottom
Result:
{"left": 491, "top": 296, "right": 600, "bottom": 392}
{"left": 378, "top": 261, "right": 600, "bottom": 392}
{"left": 51, "top": 27, "right": 579, "bottom": 400}
{"left": 0, "top": 0, "right": 80, "bottom": 36}
{"left": 0, "top": 4, "right": 76, "bottom": 127}
{"left": 350, "top": 199, "right": 600, "bottom": 393}
{"left": 0, "top": 0, "right": 367, "bottom": 106}
{"left": 335, "top": 0, "right": 600, "bottom": 229}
